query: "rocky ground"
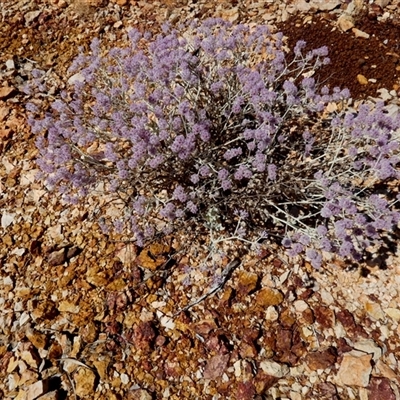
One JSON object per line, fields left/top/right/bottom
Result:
{"left": 1, "top": 0, "right": 400, "bottom": 399}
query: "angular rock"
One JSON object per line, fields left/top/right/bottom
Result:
{"left": 74, "top": 367, "right": 97, "bottom": 397}
{"left": 25, "top": 328, "right": 47, "bottom": 349}
{"left": 336, "top": 350, "right": 372, "bottom": 387}
{"left": 314, "top": 305, "right": 335, "bottom": 329}
{"left": 353, "top": 339, "right": 382, "bottom": 362}
{"left": 239, "top": 341, "right": 258, "bottom": 359}
{"left": 26, "top": 380, "right": 49, "bottom": 400}
{"left": 0, "top": 106, "right": 9, "bottom": 122}
{"left": 305, "top": 347, "right": 337, "bottom": 370}
{"left": 352, "top": 28, "right": 370, "bottom": 39}
{"left": 315, "top": 382, "right": 338, "bottom": 397}
{"left": 5, "top": 59, "right": 15, "bottom": 70}
{"left": 137, "top": 243, "right": 170, "bottom": 271}
{"left": 20, "top": 347, "right": 41, "bottom": 369}
{"left": 375, "top": 360, "right": 398, "bottom": 380}
{"left": 24, "top": 10, "right": 41, "bottom": 24}
{"left": 368, "top": 377, "right": 396, "bottom": 400}
{"left": 337, "top": 14, "right": 354, "bottom": 31}
{"left": 364, "top": 300, "right": 384, "bottom": 320}
{"left": 260, "top": 360, "right": 289, "bottom": 378}
{"left": 254, "top": 287, "right": 284, "bottom": 307}
{"left": 0, "top": 86, "right": 17, "bottom": 100}
{"left": 47, "top": 248, "right": 66, "bottom": 266}
{"left": 36, "top": 390, "right": 59, "bottom": 400}
{"left": 236, "top": 271, "right": 259, "bottom": 297}
{"left": 203, "top": 354, "right": 230, "bottom": 379}
{"left": 237, "top": 380, "right": 256, "bottom": 400}
{"left": 128, "top": 389, "right": 153, "bottom": 400}
{"left": 193, "top": 318, "right": 218, "bottom": 336}
{"left": 67, "top": 73, "right": 85, "bottom": 85}
{"left": 336, "top": 309, "right": 357, "bottom": 335}
{"left": 375, "top": 0, "right": 390, "bottom": 7}
{"left": 58, "top": 300, "right": 80, "bottom": 314}
{"left": 310, "top": 0, "right": 341, "bottom": 11}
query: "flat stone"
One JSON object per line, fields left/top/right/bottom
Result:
{"left": 35, "top": 391, "right": 59, "bottom": 400}
{"left": 352, "top": 28, "right": 370, "bottom": 39}
{"left": 0, "top": 106, "right": 9, "bottom": 122}
{"left": 364, "top": 300, "right": 384, "bottom": 321}
{"left": 353, "top": 339, "right": 382, "bottom": 362}
{"left": 236, "top": 271, "right": 259, "bottom": 297}
{"left": 384, "top": 307, "right": 400, "bottom": 322}
{"left": 25, "top": 328, "right": 47, "bottom": 349}
{"left": 375, "top": 0, "right": 390, "bottom": 7}
{"left": 255, "top": 287, "right": 284, "bottom": 307}
{"left": 375, "top": 360, "right": 398, "bottom": 380}
{"left": 74, "top": 367, "right": 97, "bottom": 397}
{"left": 26, "top": 380, "right": 49, "bottom": 400}
{"left": 305, "top": 347, "right": 337, "bottom": 370}
{"left": 47, "top": 248, "right": 66, "bottom": 266}
{"left": 337, "top": 14, "right": 355, "bottom": 31}
{"left": 346, "top": 0, "right": 364, "bottom": 15}
{"left": 310, "top": 0, "right": 341, "bottom": 11}
{"left": 260, "top": 360, "right": 289, "bottom": 378}
{"left": 293, "top": 300, "right": 309, "bottom": 313}
{"left": 336, "top": 350, "right": 372, "bottom": 387}
{"left": 0, "top": 86, "right": 17, "bottom": 99}
{"left": 203, "top": 354, "right": 230, "bottom": 380}
{"left": 67, "top": 72, "right": 85, "bottom": 85}
{"left": 129, "top": 389, "right": 153, "bottom": 400}
{"left": 220, "top": 7, "right": 239, "bottom": 23}
{"left": 24, "top": 10, "right": 41, "bottom": 24}
{"left": 5, "top": 59, "right": 15, "bottom": 69}
{"left": 294, "top": 0, "right": 311, "bottom": 12}
{"left": 58, "top": 300, "right": 80, "bottom": 314}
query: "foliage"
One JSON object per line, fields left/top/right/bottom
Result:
{"left": 26, "top": 19, "right": 400, "bottom": 268}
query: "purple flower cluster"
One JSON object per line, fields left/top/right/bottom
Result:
{"left": 27, "top": 19, "right": 400, "bottom": 265}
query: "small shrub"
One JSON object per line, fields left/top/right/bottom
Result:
{"left": 26, "top": 19, "right": 400, "bottom": 268}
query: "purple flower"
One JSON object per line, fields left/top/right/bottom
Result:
{"left": 267, "top": 164, "right": 277, "bottom": 181}
{"left": 287, "top": 243, "right": 303, "bottom": 257}
{"left": 319, "top": 237, "right": 332, "bottom": 252}
{"left": 282, "top": 237, "right": 292, "bottom": 247}
{"left": 339, "top": 240, "right": 354, "bottom": 258}
{"left": 224, "top": 147, "right": 242, "bottom": 160}
{"left": 316, "top": 225, "right": 327, "bottom": 236}
{"left": 186, "top": 201, "right": 198, "bottom": 214}
{"left": 198, "top": 165, "right": 211, "bottom": 177}
{"left": 234, "top": 165, "right": 252, "bottom": 180}
{"left": 190, "top": 174, "right": 199, "bottom": 184}
{"left": 283, "top": 80, "right": 298, "bottom": 96}
{"left": 27, "top": 18, "right": 400, "bottom": 263}
{"left": 293, "top": 40, "right": 306, "bottom": 57}
{"left": 306, "top": 248, "right": 322, "bottom": 269}
{"left": 221, "top": 179, "right": 232, "bottom": 190}
{"left": 252, "top": 152, "right": 266, "bottom": 172}
{"left": 173, "top": 185, "right": 187, "bottom": 202}
{"left": 160, "top": 203, "right": 176, "bottom": 220}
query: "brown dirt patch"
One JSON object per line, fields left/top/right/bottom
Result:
{"left": 277, "top": 13, "right": 400, "bottom": 99}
